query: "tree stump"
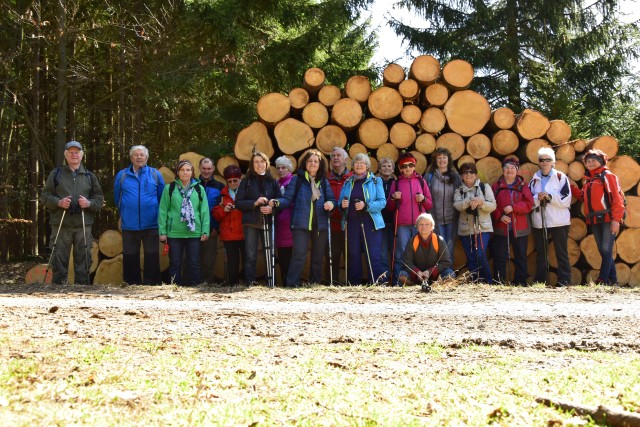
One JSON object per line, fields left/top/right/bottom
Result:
{"left": 389, "top": 122, "right": 416, "bottom": 149}
{"left": 99, "top": 230, "right": 123, "bottom": 258}
{"left": 409, "top": 54, "right": 441, "bottom": 87}
{"left": 367, "top": 86, "right": 403, "bottom": 121}
{"left": 423, "top": 82, "right": 449, "bottom": 107}
{"left": 93, "top": 254, "right": 123, "bottom": 285}
{"left": 443, "top": 90, "right": 491, "bottom": 137}
{"left": 235, "top": 122, "right": 274, "bottom": 161}
{"left": 257, "top": 92, "right": 290, "bottom": 126}
{"left": 466, "top": 133, "right": 491, "bottom": 159}
{"left": 274, "top": 118, "right": 315, "bottom": 155}
{"left": 420, "top": 107, "right": 446, "bottom": 134}
{"left": 302, "top": 102, "right": 329, "bottom": 129}
{"left": 358, "top": 118, "right": 389, "bottom": 150}
{"left": 344, "top": 75, "right": 372, "bottom": 103}
{"left": 316, "top": 125, "right": 347, "bottom": 155}
{"left": 382, "top": 63, "right": 405, "bottom": 88}
{"left": 546, "top": 120, "right": 572, "bottom": 144}
{"left": 331, "top": 97, "right": 363, "bottom": 131}
{"left": 442, "top": 59, "right": 474, "bottom": 91}
{"left": 317, "top": 85, "right": 341, "bottom": 108}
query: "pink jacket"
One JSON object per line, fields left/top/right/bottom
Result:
{"left": 386, "top": 173, "right": 433, "bottom": 226}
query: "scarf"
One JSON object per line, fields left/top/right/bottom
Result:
{"left": 179, "top": 183, "right": 196, "bottom": 232}
{"left": 433, "top": 169, "right": 450, "bottom": 184}
{"left": 309, "top": 175, "right": 321, "bottom": 201}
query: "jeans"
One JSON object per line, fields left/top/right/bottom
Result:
{"left": 459, "top": 233, "right": 492, "bottom": 283}
{"left": 167, "top": 237, "right": 201, "bottom": 286}
{"left": 435, "top": 223, "right": 456, "bottom": 267}
{"left": 492, "top": 234, "right": 528, "bottom": 285}
{"left": 533, "top": 225, "right": 570, "bottom": 285}
{"left": 590, "top": 222, "right": 617, "bottom": 284}
{"left": 393, "top": 225, "right": 418, "bottom": 280}
{"left": 122, "top": 229, "right": 161, "bottom": 285}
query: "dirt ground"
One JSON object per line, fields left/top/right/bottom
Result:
{"left": 1, "top": 261, "right": 639, "bottom": 353}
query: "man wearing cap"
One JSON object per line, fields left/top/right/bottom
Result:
{"left": 198, "top": 158, "right": 223, "bottom": 283}
{"left": 114, "top": 145, "right": 165, "bottom": 285}
{"left": 386, "top": 152, "right": 433, "bottom": 284}
{"left": 41, "top": 141, "right": 104, "bottom": 284}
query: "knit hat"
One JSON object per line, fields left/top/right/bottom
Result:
{"left": 502, "top": 157, "right": 520, "bottom": 169}
{"left": 223, "top": 164, "right": 242, "bottom": 180}
{"left": 397, "top": 152, "right": 417, "bottom": 168}
{"left": 584, "top": 149, "right": 607, "bottom": 166}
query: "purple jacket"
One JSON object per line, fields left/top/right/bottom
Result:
{"left": 276, "top": 173, "right": 294, "bottom": 248}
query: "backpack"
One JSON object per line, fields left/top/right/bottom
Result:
{"left": 53, "top": 166, "right": 96, "bottom": 199}
{"left": 168, "top": 181, "right": 204, "bottom": 204}
{"left": 585, "top": 170, "right": 627, "bottom": 223}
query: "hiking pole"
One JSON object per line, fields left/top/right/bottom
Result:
{"left": 541, "top": 200, "right": 550, "bottom": 285}
{"left": 270, "top": 211, "right": 276, "bottom": 288}
{"left": 355, "top": 200, "right": 375, "bottom": 284}
{"left": 44, "top": 209, "right": 67, "bottom": 283}
{"left": 390, "top": 209, "right": 398, "bottom": 286}
{"left": 343, "top": 197, "right": 349, "bottom": 286}
{"left": 473, "top": 213, "right": 480, "bottom": 283}
{"left": 81, "top": 208, "right": 90, "bottom": 281}
{"left": 327, "top": 214, "right": 333, "bottom": 286}
{"left": 262, "top": 210, "right": 273, "bottom": 288}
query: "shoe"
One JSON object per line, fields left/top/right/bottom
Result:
{"left": 397, "top": 276, "right": 412, "bottom": 287}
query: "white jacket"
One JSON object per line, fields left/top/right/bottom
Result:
{"left": 453, "top": 180, "right": 496, "bottom": 236}
{"left": 528, "top": 168, "right": 571, "bottom": 228}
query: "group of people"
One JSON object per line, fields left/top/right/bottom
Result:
{"left": 42, "top": 141, "right": 625, "bottom": 288}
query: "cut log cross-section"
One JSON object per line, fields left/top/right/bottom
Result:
{"left": 389, "top": 122, "right": 416, "bottom": 149}
{"left": 608, "top": 155, "right": 640, "bottom": 192}
{"left": 514, "top": 109, "right": 551, "bottom": 140}
{"left": 488, "top": 107, "right": 516, "bottom": 130}
{"left": 316, "top": 125, "right": 348, "bottom": 155}
{"left": 317, "top": 85, "right": 341, "bottom": 108}
{"left": 415, "top": 133, "right": 437, "bottom": 155}
{"left": 382, "top": 63, "right": 405, "bottom": 88}
{"left": 587, "top": 135, "right": 619, "bottom": 159}
{"left": 368, "top": 86, "right": 404, "bottom": 122}
{"left": 546, "top": 120, "right": 572, "bottom": 144}
{"left": 303, "top": 67, "right": 325, "bottom": 97}
{"left": 491, "top": 129, "right": 519, "bottom": 156}
{"left": 398, "top": 79, "right": 420, "bottom": 103}
{"left": 466, "top": 133, "right": 491, "bottom": 159}
{"left": 423, "top": 83, "right": 449, "bottom": 107}
{"left": 274, "top": 118, "right": 315, "bottom": 154}
{"left": 302, "top": 102, "right": 329, "bottom": 129}
{"left": 441, "top": 59, "right": 474, "bottom": 91}
{"left": 331, "top": 98, "right": 363, "bottom": 131}
{"left": 358, "top": 118, "right": 389, "bottom": 150}
{"left": 443, "top": 90, "right": 491, "bottom": 137}
{"left": 99, "top": 229, "right": 123, "bottom": 258}
{"left": 288, "top": 87, "right": 310, "bottom": 114}
{"left": 235, "top": 121, "right": 275, "bottom": 161}
{"left": 256, "top": 92, "right": 290, "bottom": 127}
{"left": 436, "top": 132, "right": 465, "bottom": 160}
{"left": 344, "top": 75, "right": 372, "bottom": 104}
{"left": 400, "top": 105, "right": 422, "bottom": 126}
{"left": 420, "top": 107, "right": 447, "bottom": 134}
{"left": 409, "top": 54, "right": 441, "bottom": 87}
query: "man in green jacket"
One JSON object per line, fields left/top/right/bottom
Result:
{"left": 41, "top": 141, "right": 104, "bottom": 284}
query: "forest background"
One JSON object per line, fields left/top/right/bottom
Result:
{"left": 1, "top": 0, "right": 638, "bottom": 261}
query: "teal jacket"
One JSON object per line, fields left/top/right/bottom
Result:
{"left": 158, "top": 179, "right": 210, "bottom": 238}
{"left": 338, "top": 172, "right": 386, "bottom": 230}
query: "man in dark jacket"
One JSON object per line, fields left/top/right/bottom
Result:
{"left": 325, "top": 147, "right": 352, "bottom": 284}
{"left": 198, "top": 158, "right": 222, "bottom": 283}
{"left": 41, "top": 141, "right": 104, "bottom": 284}
{"left": 114, "top": 145, "right": 165, "bottom": 285}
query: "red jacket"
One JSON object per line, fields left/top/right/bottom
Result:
{"left": 491, "top": 176, "right": 534, "bottom": 237}
{"left": 581, "top": 166, "right": 625, "bottom": 224}
{"left": 327, "top": 168, "right": 352, "bottom": 232}
{"left": 386, "top": 173, "right": 433, "bottom": 226}
{"left": 212, "top": 186, "right": 244, "bottom": 241}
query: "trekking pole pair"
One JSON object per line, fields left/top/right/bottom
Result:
{"left": 540, "top": 198, "right": 550, "bottom": 284}
{"left": 261, "top": 205, "right": 275, "bottom": 288}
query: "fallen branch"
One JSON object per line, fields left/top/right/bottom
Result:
{"left": 536, "top": 396, "right": 640, "bottom": 427}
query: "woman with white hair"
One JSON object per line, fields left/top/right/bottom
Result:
{"left": 274, "top": 156, "right": 295, "bottom": 284}
{"left": 528, "top": 146, "right": 572, "bottom": 287}
{"left": 339, "top": 153, "right": 387, "bottom": 285}
{"left": 397, "top": 213, "right": 455, "bottom": 286}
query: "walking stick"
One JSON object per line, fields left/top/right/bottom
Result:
{"left": 343, "top": 197, "right": 349, "bottom": 286}
{"left": 541, "top": 201, "right": 550, "bottom": 284}
{"left": 270, "top": 211, "right": 275, "bottom": 287}
{"left": 262, "top": 212, "right": 274, "bottom": 288}
{"left": 44, "top": 210, "right": 67, "bottom": 283}
{"left": 356, "top": 200, "right": 375, "bottom": 284}
{"left": 505, "top": 221, "right": 511, "bottom": 285}
{"left": 473, "top": 213, "right": 480, "bottom": 282}
{"left": 81, "top": 209, "right": 90, "bottom": 281}
{"left": 390, "top": 209, "right": 398, "bottom": 286}
{"left": 327, "top": 215, "right": 333, "bottom": 286}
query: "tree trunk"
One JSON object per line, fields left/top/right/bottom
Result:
{"left": 235, "top": 122, "right": 274, "bottom": 161}
{"left": 608, "top": 155, "right": 640, "bottom": 192}
{"left": 257, "top": 92, "right": 290, "bottom": 127}
{"left": 389, "top": 122, "right": 416, "bottom": 149}
{"left": 415, "top": 133, "right": 437, "bottom": 156}
{"left": 331, "top": 97, "right": 363, "bottom": 131}
{"left": 344, "top": 75, "right": 372, "bottom": 103}
{"left": 274, "top": 118, "right": 315, "bottom": 155}
{"left": 357, "top": 118, "right": 389, "bottom": 150}
{"left": 382, "top": 63, "right": 405, "bottom": 88}
{"left": 288, "top": 87, "right": 309, "bottom": 114}
{"left": 420, "top": 107, "right": 446, "bottom": 134}
{"left": 317, "top": 85, "right": 341, "bottom": 108}
{"left": 488, "top": 107, "right": 516, "bottom": 130}
{"left": 398, "top": 79, "right": 420, "bottom": 103}
{"left": 442, "top": 59, "right": 474, "bottom": 91}
{"left": 367, "top": 86, "right": 403, "bottom": 121}
{"left": 514, "top": 109, "right": 550, "bottom": 140}
{"left": 546, "top": 119, "right": 571, "bottom": 144}
{"left": 302, "top": 102, "right": 329, "bottom": 129}
{"left": 586, "top": 135, "right": 619, "bottom": 159}
{"left": 466, "top": 133, "right": 491, "bottom": 159}
{"left": 409, "top": 54, "right": 440, "bottom": 87}
{"left": 491, "top": 129, "right": 519, "bottom": 156}
{"left": 436, "top": 132, "right": 465, "bottom": 160}
{"left": 316, "top": 125, "right": 347, "bottom": 155}
{"left": 443, "top": 90, "right": 491, "bottom": 137}
{"left": 423, "top": 82, "right": 449, "bottom": 107}
{"left": 303, "top": 67, "right": 325, "bottom": 97}
{"left": 55, "top": 0, "right": 68, "bottom": 166}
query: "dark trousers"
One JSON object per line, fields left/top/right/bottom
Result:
{"left": 51, "top": 226, "right": 92, "bottom": 285}
{"left": 325, "top": 228, "right": 344, "bottom": 285}
{"left": 200, "top": 234, "right": 218, "bottom": 283}
{"left": 287, "top": 229, "right": 327, "bottom": 286}
{"left": 460, "top": 232, "right": 492, "bottom": 283}
{"left": 168, "top": 237, "right": 201, "bottom": 286}
{"left": 277, "top": 246, "right": 292, "bottom": 285}
{"left": 122, "top": 229, "right": 161, "bottom": 285}
{"left": 346, "top": 215, "right": 383, "bottom": 285}
{"left": 492, "top": 234, "right": 528, "bottom": 285}
{"left": 533, "top": 225, "right": 570, "bottom": 285}
{"left": 243, "top": 226, "right": 264, "bottom": 283}
{"left": 223, "top": 240, "right": 245, "bottom": 285}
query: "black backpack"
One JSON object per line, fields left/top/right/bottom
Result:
{"left": 168, "top": 181, "right": 204, "bottom": 203}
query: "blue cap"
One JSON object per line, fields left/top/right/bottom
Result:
{"left": 65, "top": 141, "right": 83, "bottom": 150}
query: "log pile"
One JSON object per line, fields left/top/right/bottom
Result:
{"left": 30, "top": 55, "right": 640, "bottom": 286}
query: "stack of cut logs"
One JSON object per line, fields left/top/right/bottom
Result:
{"left": 26, "top": 55, "right": 640, "bottom": 286}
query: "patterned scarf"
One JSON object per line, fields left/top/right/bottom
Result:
{"left": 310, "top": 176, "right": 321, "bottom": 201}
{"left": 179, "top": 183, "right": 196, "bottom": 231}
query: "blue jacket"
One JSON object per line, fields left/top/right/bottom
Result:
{"left": 114, "top": 165, "right": 165, "bottom": 231}
{"left": 200, "top": 176, "right": 222, "bottom": 232}
{"left": 277, "top": 172, "right": 336, "bottom": 231}
{"left": 339, "top": 172, "right": 386, "bottom": 230}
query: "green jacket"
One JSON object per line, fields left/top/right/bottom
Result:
{"left": 158, "top": 179, "right": 210, "bottom": 238}
{"left": 40, "top": 164, "right": 104, "bottom": 227}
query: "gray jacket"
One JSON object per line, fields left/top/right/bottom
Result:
{"left": 453, "top": 180, "right": 496, "bottom": 236}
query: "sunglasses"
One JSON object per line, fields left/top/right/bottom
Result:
{"left": 539, "top": 158, "right": 552, "bottom": 163}
{"left": 461, "top": 171, "right": 476, "bottom": 175}
{"left": 226, "top": 178, "right": 240, "bottom": 183}
{"left": 400, "top": 163, "right": 415, "bottom": 169}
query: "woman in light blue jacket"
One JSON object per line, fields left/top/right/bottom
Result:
{"left": 339, "top": 153, "right": 387, "bottom": 285}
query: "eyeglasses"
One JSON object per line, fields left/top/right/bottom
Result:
{"left": 400, "top": 163, "right": 415, "bottom": 169}
{"left": 539, "top": 158, "right": 552, "bottom": 163}
{"left": 461, "top": 171, "right": 476, "bottom": 175}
